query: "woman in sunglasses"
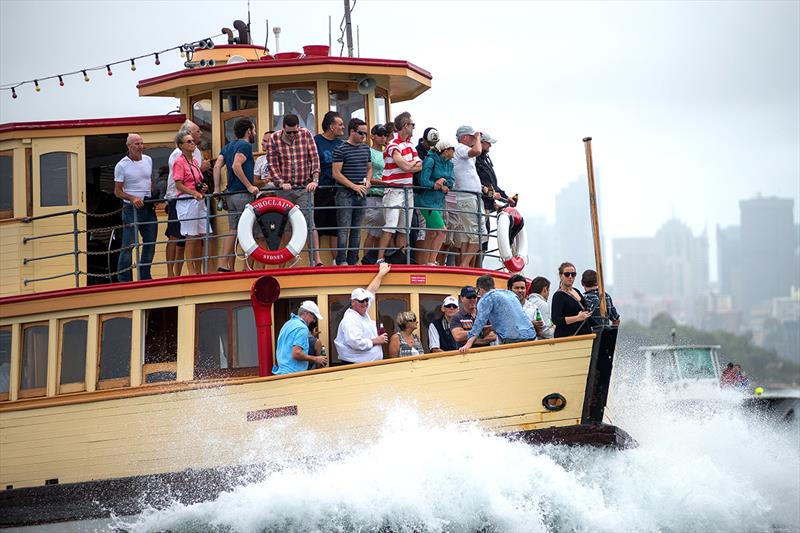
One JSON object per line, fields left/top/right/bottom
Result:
{"left": 388, "top": 311, "right": 424, "bottom": 357}
{"left": 551, "top": 261, "right": 593, "bottom": 338}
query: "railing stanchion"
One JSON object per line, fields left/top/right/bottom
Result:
{"left": 72, "top": 209, "right": 80, "bottom": 288}
{"left": 476, "top": 191, "right": 483, "bottom": 267}
{"left": 131, "top": 205, "right": 140, "bottom": 282}
{"left": 307, "top": 188, "right": 316, "bottom": 266}
{"left": 203, "top": 196, "right": 211, "bottom": 274}
{"left": 404, "top": 187, "right": 412, "bottom": 264}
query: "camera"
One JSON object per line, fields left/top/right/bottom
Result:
{"left": 195, "top": 181, "right": 206, "bottom": 192}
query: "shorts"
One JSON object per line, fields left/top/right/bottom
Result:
{"left": 420, "top": 207, "right": 445, "bottom": 230}
{"left": 414, "top": 210, "right": 426, "bottom": 242}
{"left": 165, "top": 199, "right": 186, "bottom": 245}
{"left": 364, "top": 195, "right": 385, "bottom": 237}
{"left": 277, "top": 187, "right": 314, "bottom": 233}
{"left": 176, "top": 197, "right": 212, "bottom": 237}
{"left": 382, "top": 187, "right": 413, "bottom": 234}
{"left": 456, "top": 193, "right": 486, "bottom": 245}
{"left": 314, "top": 187, "right": 338, "bottom": 236}
{"left": 444, "top": 203, "right": 460, "bottom": 247}
{"left": 226, "top": 191, "right": 254, "bottom": 229}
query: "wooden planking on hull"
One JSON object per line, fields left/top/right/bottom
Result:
{"left": 1, "top": 338, "right": 595, "bottom": 489}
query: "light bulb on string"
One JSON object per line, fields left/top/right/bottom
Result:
{"left": 106, "top": 65, "right": 113, "bottom": 76}
{"left": 154, "top": 53, "right": 160, "bottom": 65}
{"left": 179, "top": 47, "right": 185, "bottom": 58}
{"left": 130, "top": 59, "right": 136, "bottom": 71}
{"left": 11, "top": 87, "right": 17, "bottom": 99}
{"left": 58, "top": 75, "right": 64, "bottom": 87}
{"left": 83, "top": 70, "right": 90, "bottom": 82}
{"left": 34, "top": 80, "right": 41, "bottom": 92}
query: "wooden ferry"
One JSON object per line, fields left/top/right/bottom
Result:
{"left": 0, "top": 24, "right": 631, "bottom": 527}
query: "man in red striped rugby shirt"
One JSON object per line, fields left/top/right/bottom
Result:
{"left": 376, "top": 112, "right": 422, "bottom": 263}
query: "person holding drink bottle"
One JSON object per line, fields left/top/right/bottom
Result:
{"left": 334, "top": 263, "right": 392, "bottom": 363}
{"left": 173, "top": 130, "right": 212, "bottom": 275}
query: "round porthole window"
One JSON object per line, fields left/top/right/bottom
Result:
{"left": 542, "top": 393, "right": 567, "bottom": 411}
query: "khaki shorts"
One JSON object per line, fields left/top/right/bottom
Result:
{"left": 364, "top": 195, "right": 384, "bottom": 237}
{"left": 456, "top": 193, "right": 486, "bottom": 245}
{"left": 226, "top": 191, "right": 255, "bottom": 229}
{"left": 444, "top": 204, "right": 460, "bottom": 247}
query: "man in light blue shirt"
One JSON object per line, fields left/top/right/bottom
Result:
{"left": 460, "top": 275, "right": 537, "bottom": 353}
{"left": 273, "top": 301, "right": 328, "bottom": 374}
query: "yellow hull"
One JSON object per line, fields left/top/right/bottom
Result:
{"left": 1, "top": 336, "right": 593, "bottom": 490}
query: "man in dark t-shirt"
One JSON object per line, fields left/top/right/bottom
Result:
{"left": 332, "top": 118, "right": 372, "bottom": 266}
{"left": 212, "top": 118, "right": 258, "bottom": 272}
{"left": 314, "top": 112, "right": 345, "bottom": 251}
{"left": 449, "top": 286, "right": 496, "bottom": 347}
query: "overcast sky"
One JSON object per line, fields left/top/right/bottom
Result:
{"left": 1, "top": 0, "right": 798, "bottom": 277}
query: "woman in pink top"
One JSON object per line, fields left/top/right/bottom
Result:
{"left": 172, "top": 131, "right": 211, "bottom": 274}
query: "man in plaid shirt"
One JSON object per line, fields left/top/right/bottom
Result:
{"left": 266, "top": 114, "right": 323, "bottom": 266}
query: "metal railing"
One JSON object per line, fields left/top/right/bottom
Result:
{"left": 18, "top": 184, "right": 512, "bottom": 287}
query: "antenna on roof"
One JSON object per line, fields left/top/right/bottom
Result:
{"left": 343, "top": 0, "right": 354, "bottom": 57}
{"left": 264, "top": 19, "right": 269, "bottom": 51}
{"left": 247, "top": 0, "right": 252, "bottom": 43}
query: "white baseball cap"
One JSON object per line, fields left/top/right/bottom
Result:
{"left": 299, "top": 300, "right": 323, "bottom": 320}
{"left": 351, "top": 288, "right": 372, "bottom": 301}
{"left": 442, "top": 296, "right": 458, "bottom": 307}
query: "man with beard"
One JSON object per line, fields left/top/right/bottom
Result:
{"left": 213, "top": 118, "right": 259, "bottom": 272}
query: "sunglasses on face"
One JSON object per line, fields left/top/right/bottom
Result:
{"left": 562, "top": 272, "right": 577, "bottom": 278}
{"left": 183, "top": 139, "right": 196, "bottom": 145}
{"left": 356, "top": 130, "right": 367, "bottom": 136}
{"left": 465, "top": 295, "right": 478, "bottom": 299}
{"left": 355, "top": 298, "right": 369, "bottom": 304}
{"left": 444, "top": 304, "right": 458, "bottom": 309}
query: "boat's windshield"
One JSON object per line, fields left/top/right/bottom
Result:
{"left": 674, "top": 348, "right": 716, "bottom": 380}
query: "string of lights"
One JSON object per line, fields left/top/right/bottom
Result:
{"left": 1, "top": 34, "right": 224, "bottom": 99}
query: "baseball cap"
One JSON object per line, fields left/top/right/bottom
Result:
{"left": 442, "top": 295, "right": 459, "bottom": 306}
{"left": 460, "top": 286, "right": 478, "bottom": 298}
{"left": 424, "top": 127, "right": 440, "bottom": 144}
{"left": 351, "top": 287, "right": 372, "bottom": 301}
{"left": 435, "top": 139, "right": 454, "bottom": 152}
{"left": 371, "top": 124, "right": 388, "bottom": 136}
{"left": 456, "top": 125, "right": 476, "bottom": 138}
{"left": 481, "top": 132, "right": 497, "bottom": 144}
{"left": 299, "top": 300, "right": 323, "bottom": 320}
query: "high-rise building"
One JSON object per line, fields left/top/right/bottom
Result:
{"left": 613, "top": 218, "right": 709, "bottom": 322}
{"left": 738, "top": 196, "right": 797, "bottom": 308}
{"left": 555, "top": 179, "right": 596, "bottom": 275}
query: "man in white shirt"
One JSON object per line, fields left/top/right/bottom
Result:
{"left": 334, "top": 263, "right": 392, "bottom": 363}
{"left": 114, "top": 133, "right": 155, "bottom": 282}
{"left": 165, "top": 121, "right": 209, "bottom": 277}
{"left": 452, "top": 125, "right": 485, "bottom": 267}
{"left": 526, "top": 276, "right": 554, "bottom": 339}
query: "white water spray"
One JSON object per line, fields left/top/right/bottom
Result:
{"left": 110, "top": 386, "right": 799, "bottom": 533}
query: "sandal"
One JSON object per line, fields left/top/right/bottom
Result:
{"left": 217, "top": 267, "right": 232, "bottom": 273}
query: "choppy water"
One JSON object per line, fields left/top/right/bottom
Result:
{"left": 103, "top": 382, "right": 800, "bottom": 533}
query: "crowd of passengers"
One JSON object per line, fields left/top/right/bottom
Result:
{"left": 272, "top": 262, "right": 620, "bottom": 374}
{"left": 112, "top": 110, "right": 512, "bottom": 280}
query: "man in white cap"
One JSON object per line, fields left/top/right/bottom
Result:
{"left": 428, "top": 295, "right": 460, "bottom": 352}
{"left": 334, "top": 262, "right": 392, "bottom": 363}
{"left": 453, "top": 125, "right": 485, "bottom": 267}
{"left": 273, "top": 300, "right": 327, "bottom": 374}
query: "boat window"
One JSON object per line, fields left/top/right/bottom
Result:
{"left": 675, "top": 348, "right": 717, "bottom": 380}
{"left": 59, "top": 318, "right": 87, "bottom": 393}
{"left": 270, "top": 85, "right": 316, "bottom": 134}
{"left": 143, "top": 307, "right": 178, "bottom": 383}
{"left": 195, "top": 302, "right": 259, "bottom": 378}
{"left": 39, "top": 152, "right": 73, "bottom": 207}
{"left": 98, "top": 314, "right": 131, "bottom": 390}
{"left": 329, "top": 84, "right": 366, "bottom": 133}
{"left": 20, "top": 323, "right": 48, "bottom": 398}
{"left": 376, "top": 294, "right": 411, "bottom": 356}
{"left": 650, "top": 350, "right": 678, "bottom": 384}
{"left": 0, "top": 150, "right": 12, "bottom": 219}
{"left": 0, "top": 326, "right": 10, "bottom": 400}
{"left": 190, "top": 93, "right": 213, "bottom": 152}
{"left": 418, "top": 293, "right": 450, "bottom": 352}
{"left": 375, "top": 91, "right": 388, "bottom": 125}
{"left": 221, "top": 86, "right": 258, "bottom": 150}
{"left": 327, "top": 294, "right": 352, "bottom": 363}
{"left": 25, "top": 148, "right": 33, "bottom": 217}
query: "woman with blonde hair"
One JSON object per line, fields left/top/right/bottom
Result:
{"left": 388, "top": 310, "right": 424, "bottom": 357}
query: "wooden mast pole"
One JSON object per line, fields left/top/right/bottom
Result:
{"left": 582, "top": 137, "right": 607, "bottom": 319}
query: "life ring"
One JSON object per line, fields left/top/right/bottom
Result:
{"left": 497, "top": 207, "right": 528, "bottom": 272}
{"left": 237, "top": 196, "right": 307, "bottom": 265}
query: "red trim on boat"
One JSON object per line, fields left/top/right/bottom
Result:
{"left": 0, "top": 114, "right": 187, "bottom": 133}
{"left": 137, "top": 57, "right": 432, "bottom": 88}
{"left": 0, "top": 266, "right": 510, "bottom": 305}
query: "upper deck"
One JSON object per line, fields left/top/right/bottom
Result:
{"left": 0, "top": 43, "right": 434, "bottom": 297}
